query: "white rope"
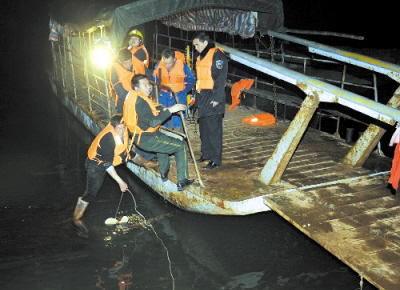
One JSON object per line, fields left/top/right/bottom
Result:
{"left": 126, "top": 189, "right": 175, "bottom": 290}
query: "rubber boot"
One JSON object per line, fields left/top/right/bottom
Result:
{"left": 73, "top": 197, "right": 89, "bottom": 236}
{"left": 74, "top": 197, "right": 89, "bottom": 220}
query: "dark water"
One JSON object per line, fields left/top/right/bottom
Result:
{"left": 0, "top": 1, "right": 382, "bottom": 289}
{"left": 0, "top": 53, "right": 376, "bottom": 290}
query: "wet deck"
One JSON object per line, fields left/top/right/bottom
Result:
{"left": 181, "top": 105, "right": 391, "bottom": 202}
{"left": 184, "top": 105, "right": 400, "bottom": 289}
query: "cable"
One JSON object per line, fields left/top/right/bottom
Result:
{"left": 114, "top": 191, "right": 124, "bottom": 218}
{"left": 126, "top": 189, "right": 175, "bottom": 290}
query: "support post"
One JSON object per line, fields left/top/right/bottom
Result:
{"left": 342, "top": 86, "right": 400, "bottom": 168}
{"left": 260, "top": 93, "right": 320, "bottom": 185}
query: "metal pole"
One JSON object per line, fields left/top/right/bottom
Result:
{"left": 373, "top": 73, "right": 384, "bottom": 156}
{"left": 102, "top": 67, "right": 112, "bottom": 118}
{"left": 67, "top": 35, "right": 77, "bottom": 99}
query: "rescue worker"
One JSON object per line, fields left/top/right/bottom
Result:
{"left": 73, "top": 114, "right": 129, "bottom": 224}
{"left": 110, "top": 48, "right": 135, "bottom": 114}
{"left": 192, "top": 32, "right": 228, "bottom": 170}
{"left": 110, "top": 48, "right": 157, "bottom": 168}
{"left": 123, "top": 74, "right": 195, "bottom": 191}
{"left": 153, "top": 48, "right": 195, "bottom": 130}
{"left": 128, "top": 29, "right": 149, "bottom": 72}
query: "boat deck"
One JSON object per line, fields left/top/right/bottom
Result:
{"left": 178, "top": 105, "right": 391, "bottom": 203}
{"left": 183, "top": 105, "right": 400, "bottom": 289}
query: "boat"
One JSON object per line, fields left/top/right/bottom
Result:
{"left": 47, "top": 0, "right": 400, "bottom": 215}
{"left": 47, "top": 1, "right": 400, "bottom": 288}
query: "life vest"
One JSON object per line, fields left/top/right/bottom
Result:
{"left": 242, "top": 113, "right": 276, "bottom": 126}
{"left": 389, "top": 143, "right": 400, "bottom": 190}
{"left": 109, "top": 62, "right": 135, "bottom": 107}
{"left": 131, "top": 45, "right": 149, "bottom": 69}
{"left": 229, "top": 79, "right": 254, "bottom": 110}
{"left": 123, "top": 90, "right": 160, "bottom": 144}
{"left": 196, "top": 47, "right": 223, "bottom": 92}
{"left": 154, "top": 51, "right": 186, "bottom": 92}
{"left": 87, "top": 123, "right": 129, "bottom": 166}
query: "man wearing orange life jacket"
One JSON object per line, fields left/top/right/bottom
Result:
{"left": 73, "top": 114, "right": 129, "bottom": 224}
{"left": 110, "top": 48, "right": 135, "bottom": 114}
{"left": 193, "top": 32, "right": 228, "bottom": 170}
{"left": 123, "top": 74, "right": 195, "bottom": 191}
{"left": 154, "top": 48, "right": 195, "bottom": 130}
{"left": 128, "top": 29, "right": 149, "bottom": 74}
{"left": 110, "top": 48, "right": 157, "bottom": 166}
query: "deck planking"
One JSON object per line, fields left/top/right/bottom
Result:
{"left": 184, "top": 105, "right": 399, "bottom": 289}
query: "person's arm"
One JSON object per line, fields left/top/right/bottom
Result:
{"left": 210, "top": 50, "right": 228, "bottom": 105}
{"left": 136, "top": 97, "right": 185, "bottom": 129}
{"left": 98, "top": 133, "right": 128, "bottom": 192}
{"left": 136, "top": 97, "right": 172, "bottom": 128}
{"left": 106, "top": 166, "right": 128, "bottom": 192}
{"left": 183, "top": 63, "right": 195, "bottom": 94}
{"left": 111, "top": 66, "right": 129, "bottom": 101}
{"left": 134, "top": 48, "right": 147, "bottom": 63}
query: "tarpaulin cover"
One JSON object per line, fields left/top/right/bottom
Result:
{"left": 161, "top": 9, "right": 257, "bottom": 38}
{"left": 49, "top": 0, "right": 284, "bottom": 45}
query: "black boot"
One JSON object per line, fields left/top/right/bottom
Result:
{"left": 177, "top": 179, "right": 195, "bottom": 191}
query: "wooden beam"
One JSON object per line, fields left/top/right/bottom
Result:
{"left": 260, "top": 93, "right": 320, "bottom": 184}
{"left": 343, "top": 86, "right": 400, "bottom": 168}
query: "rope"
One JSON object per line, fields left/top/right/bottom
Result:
{"left": 114, "top": 191, "right": 124, "bottom": 219}
{"left": 126, "top": 189, "right": 175, "bottom": 290}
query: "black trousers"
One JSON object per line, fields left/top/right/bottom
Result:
{"left": 81, "top": 159, "right": 107, "bottom": 203}
{"left": 198, "top": 113, "right": 223, "bottom": 166}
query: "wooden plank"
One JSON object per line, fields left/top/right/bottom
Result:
{"left": 264, "top": 179, "right": 400, "bottom": 290}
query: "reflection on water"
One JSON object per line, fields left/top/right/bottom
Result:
{"left": 0, "top": 86, "right": 376, "bottom": 290}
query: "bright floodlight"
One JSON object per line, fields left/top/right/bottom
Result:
{"left": 93, "top": 48, "right": 110, "bottom": 67}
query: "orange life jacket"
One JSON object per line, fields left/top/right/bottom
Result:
{"left": 131, "top": 45, "right": 149, "bottom": 69}
{"left": 109, "top": 62, "right": 135, "bottom": 107}
{"left": 389, "top": 143, "right": 400, "bottom": 190}
{"left": 196, "top": 47, "right": 224, "bottom": 92}
{"left": 242, "top": 113, "right": 276, "bottom": 126}
{"left": 87, "top": 123, "right": 129, "bottom": 166}
{"left": 123, "top": 90, "right": 160, "bottom": 144}
{"left": 229, "top": 79, "right": 254, "bottom": 110}
{"left": 154, "top": 51, "right": 186, "bottom": 92}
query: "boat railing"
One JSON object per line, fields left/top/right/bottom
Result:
{"left": 152, "top": 28, "right": 383, "bottom": 137}
{"left": 50, "top": 31, "right": 114, "bottom": 123}
{"left": 214, "top": 40, "right": 400, "bottom": 184}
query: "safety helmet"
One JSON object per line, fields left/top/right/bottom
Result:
{"left": 129, "top": 29, "right": 143, "bottom": 41}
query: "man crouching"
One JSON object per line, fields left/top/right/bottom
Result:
{"left": 123, "top": 74, "right": 194, "bottom": 191}
{"left": 73, "top": 114, "right": 129, "bottom": 225}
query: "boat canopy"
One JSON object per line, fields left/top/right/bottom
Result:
{"left": 49, "top": 0, "right": 284, "bottom": 45}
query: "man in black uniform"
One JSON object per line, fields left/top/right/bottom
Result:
{"left": 193, "top": 32, "right": 228, "bottom": 170}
